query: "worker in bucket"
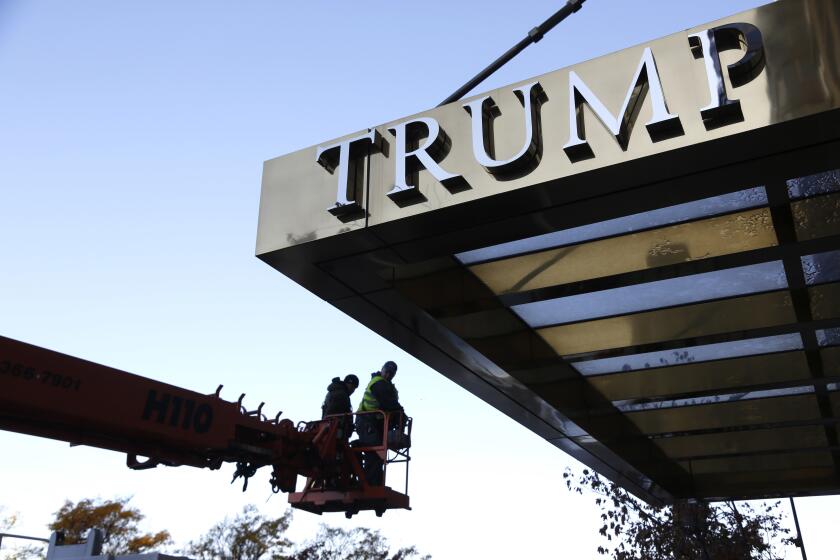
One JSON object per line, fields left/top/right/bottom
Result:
{"left": 355, "top": 361, "right": 403, "bottom": 485}
{"left": 321, "top": 374, "right": 359, "bottom": 438}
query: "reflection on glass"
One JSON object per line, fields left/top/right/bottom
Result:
{"left": 614, "top": 385, "right": 815, "bottom": 412}
{"left": 469, "top": 209, "right": 777, "bottom": 294}
{"left": 571, "top": 333, "right": 804, "bottom": 376}
{"left": 823, "top": 347, "right": 840, "bottom": 380}
{"left": 786, "top": 169, "right": 840, "bottom": 199}
{"left": 536, "top": 291, "right": 794, "bottom": 356}
{"left": 809, "top": 283, "right": 840, "bottom": 320}
{"left": 625, "top": 394, "right": 818, "bottom": 435}
{"left": 513, "top": 261, "right": 787, "bottom": 327}
{"left": 587, "top": 351, "right": 810, "bottom": 402}
{"left": 801, "top": 250, "right": 840, "bottom": 285}
{"left": 455, "top": 188, "right": 767, "bottom": 265}
{"left": 792, "top": 192, "right": 840, "bottom": 241}
{"left": 816, "top": 328, "right": 840, "bottom": 347}
{"left": 654, "top": 425, "right": 827, "bottom": 460}
{"left": 681, "top": 449, "right": 833, "bottom": 476}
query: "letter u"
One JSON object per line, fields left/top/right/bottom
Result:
{"left": 463, "top": 81, "right": 546, "bottom": 180}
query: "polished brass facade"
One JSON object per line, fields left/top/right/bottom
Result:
{"left": 258, "top": 0, "right": 840, "bottom": 504}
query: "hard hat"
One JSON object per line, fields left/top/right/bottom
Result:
{"left": 344, "top": 374, "right": 360, "bottom": 387}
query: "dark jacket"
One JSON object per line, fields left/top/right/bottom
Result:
{"left": 322, "top": 377, "right": 352, "bottom": 418}
{"left": 368, "top": 372, "right": 402, "bottom": 412}
{"left": 356, "top": 373, "right": 404, "bottom": 443}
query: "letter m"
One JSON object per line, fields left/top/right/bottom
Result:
{"left": 563, "top": 47, "right": 682, "bottom": 161}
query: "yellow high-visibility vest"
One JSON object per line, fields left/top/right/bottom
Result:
{"left": 357, "top": 376, "right": 384, "bottom": 412}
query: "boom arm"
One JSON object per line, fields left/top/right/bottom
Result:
{"left": 0, "top": 335, "right": 411, "bottom": 516}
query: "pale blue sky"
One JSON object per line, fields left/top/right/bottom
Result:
{"left": 1, "top": 1, "right": 836, "bottom": 558}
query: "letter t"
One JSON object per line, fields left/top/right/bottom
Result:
{"left": 316, "top": 129, "right": 384, "bottom": 218}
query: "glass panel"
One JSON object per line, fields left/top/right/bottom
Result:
{"left": 514, "top": 261, "right": 788, "bottom": 327}
{"left": 680, "top": 450, "right": 833, "bottom": 476}
{"left": 536, "top": 291, "right": 794, "bottom": 356}
{"left": 825, "top": 348, "right": 840, "bottom": 415}
{"left": 470, "top": 208, "right": 777, "bottom": 295}
{"left": 570, "top": 333, "right": 804, "bottom": 376}
{"left": 654, "top": 425, "right": 827, "bottom": 460}
{"left": 786, "top": 169, "right": 840, "bottom": 199}
{"left": 587, "top": 351, "right": 810, "bottom": 402}
{"left": 439, "top": 308, "right": 526, "bottom": 339}
{"left": 394, "top": 268, "right": 492, "bottom": 312}
{"left": 625, "top": 394, "right": 819, "bottom": 435}
{"left": 456, "top": 188, "right": 767, "bottom": 265}
{"left": 792, "top": 192, "right": 840, "bottom": 241}
{"left": 823, "top": 347, "right": 840, "bottom": 373}
{"left": 816, "top": 327, "right": 840, "bottom": 347}
{"left": 614, "top": 386, "right": 814, "bottom": 413}
{"left": 809, "top": 284, "right": 840, "bottom": 321}
{"left": 801, "top": 250, "right": 840, "bottom": 285}
{"left": 690, "top": 468, "right": 836, "bottom": 498}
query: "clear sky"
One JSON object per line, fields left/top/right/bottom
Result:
{"left": 0, "top": 1, "right": 836, "bottom": 558}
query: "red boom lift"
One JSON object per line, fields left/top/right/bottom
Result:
{"left": 0, "top": 335, "right": 412, "bottom": 518}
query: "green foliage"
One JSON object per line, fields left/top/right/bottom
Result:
{"left": 48, "top": 497, "right": 171, "bottom": 556}
{"left": 7, "top": 500, "right": 430, "bottom": 560}
{"left": 185, "top": 506, "right": 430, "bottom": 560}
{"left": 290, "top": 525, "right": 430, "bottom": 560}
{"left": 184, "top": 505, "right": 293, "bottom": 560}
{"left": 564, "top": 468, "right": 793, "bottom": 560}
